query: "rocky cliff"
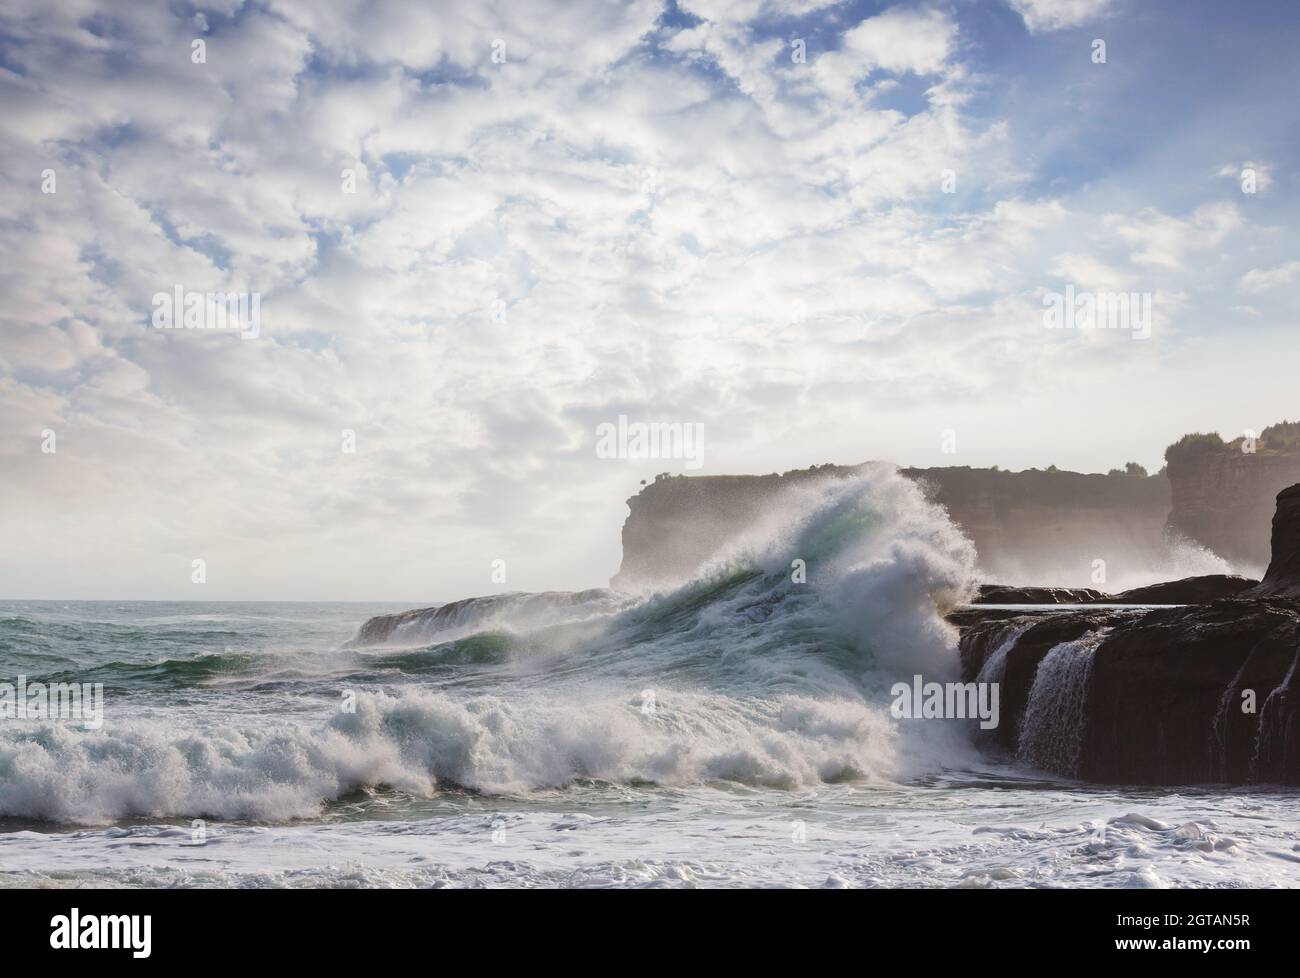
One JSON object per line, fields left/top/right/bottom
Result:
{"left": 613, "top": 424, "right": 1300, "bottom": 590}
{"left": 613, "top": 463, "right": 1171, "bottom": 590}
{"left": 952, "top": 483, "right": 1300, "bottom": 786}
{"left": 1164, "top": 423, "right": 1300, "bottom": 571}
{"left": 1254, "top": 484, "right": 1300, "bottom": 599}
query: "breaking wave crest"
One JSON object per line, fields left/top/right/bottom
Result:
{"left": 0, "top": 465, "right": 980, "bottom": 824}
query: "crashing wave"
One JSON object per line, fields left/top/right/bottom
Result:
{"left": 0, "top": 464, "right": 980, "bottom": 823}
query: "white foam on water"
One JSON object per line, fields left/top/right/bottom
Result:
{"left": 2, "top": 783, "right": 1294, "bottom": 889}
{"left": 0, "top": 465, "right": 980, "bottom": 824}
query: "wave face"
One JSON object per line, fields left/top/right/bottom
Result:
{"left": 0, "top": 465, "right": 980, "bottom": 824}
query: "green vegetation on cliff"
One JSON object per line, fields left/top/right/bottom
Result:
{"left": 1262, "top": 421, "right": 1300, "bottom": 451}
{"left": 1165, "top": 431, "right": 1227, "bottom": 463}
{"left": 1165, "top": 422, "right": 1300, "bottom": 464}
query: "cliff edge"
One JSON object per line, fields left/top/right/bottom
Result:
{"left": 1164, "top": 423, "right": 1300, "bottom": 570}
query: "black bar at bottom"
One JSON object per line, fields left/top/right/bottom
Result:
{"left": 0, "top": 887, "right": 1279, "bottom": 964}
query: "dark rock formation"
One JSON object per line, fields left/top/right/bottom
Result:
{"left": 1254, "top": 484, "right": 1300, "bottom": 598}
{"left": 1083, "top": 600, "right": 1299, "bottom": 783}
{"left": 950, "top": 483, "right": 1300, "bottom": 785}
{"left": 972, "top": 584, "right": 1109, "bottom": 604}
{"left": 969, "top": 575, "right": 1256, "bottom": 606}
{"left": 957, "top": 608, "right": 1132, "bottom": 756}
{"left": 955, "top": 600, "right": 1300, "bottom": 784}
{"left": 1108, "top": 574, "right": 1257, "bottom": 604}
{"left": 354, "top": 589, "right": 616, "bottom": 645}
{"left": 355, "top": 599, "right": 486, "bottom": 645}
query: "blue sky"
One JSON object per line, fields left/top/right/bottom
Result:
{"left": 1, "top": 0, "right": 1297, "bottom": 599}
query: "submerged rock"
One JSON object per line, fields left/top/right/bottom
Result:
{"left": 353, "top": 588, "right": 620, "bottom": 645}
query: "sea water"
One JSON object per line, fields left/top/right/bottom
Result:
{"left": 2, "top": 470, "right": 1297, "bottom": 888}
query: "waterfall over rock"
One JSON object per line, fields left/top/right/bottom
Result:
{"left": 1016, "top": 631, "right": 1107, "bottom": 777}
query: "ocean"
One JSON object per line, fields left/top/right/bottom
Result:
{"left": 2, "top": 471, "right": 1298, "bottom": 888}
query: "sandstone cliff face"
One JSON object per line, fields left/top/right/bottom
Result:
{"left": 614, "top": 465, "right": 857, "bottom": 590}
{"left": 906, "top": 466, "right": 1170, "bottom": 586}
{"left": 614, "top": 431, "right": 1300, "bottom": 589}
{"left": 612, "top": 464, "right": 1170, "bottom": 590}
{"left": 1165, "top": 450, "right": 1300, "bottom": 570}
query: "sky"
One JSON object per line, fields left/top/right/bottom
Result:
{"left": 1, "top": 0, "right": 1298, "bottom": 600}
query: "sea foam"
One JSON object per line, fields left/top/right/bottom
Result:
{"left": 0, "top": 465, "right": 979, "bottom": 824}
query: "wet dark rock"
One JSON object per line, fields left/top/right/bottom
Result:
{"left": 970, "top": 575, "right": 1257, "bottom": 606}
{"left": 1253, "top": 484, "right": 1300, "bottom": 599}
{"left": 949, "top": 483, "right": 1300, "bottom": 785}
{"left": 955, "top": 608, "right": 1131, "bottom": 753}
{"left": 1108, "top": 574, "right": 1257, "bottom": 604}
{"left": 971, "top": 584, "right": 1109, "bottom": 604}
{"left": 1080, "top": 600, "right": 1299, "bottom": 784}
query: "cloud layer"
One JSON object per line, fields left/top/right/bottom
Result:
{"left": 1, "top": 0, "right": 1297, "bottom": 599}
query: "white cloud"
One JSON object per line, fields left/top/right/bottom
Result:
{"left": 814, "top": 8, "right": 958, "bottom": 99}
{"left": 1240, "top": 260, "right": 1300, "bottom": 293}
{"left": 1008, "top": 0, "right": 1112, "bottom": 33}
{"left": 840, "top": 7, "right": 956, "bottom": 76}
{"left": 0, "top": 0, "right": 1280, "bottom": 599}
{"left": 1105, "top": 202, "right": 1241, "bottom": 271}
{"left": 1217, "top": 160, "right": 1275, "bottom": 193}
{"left": 1048, "top": 252, "right": 1135, "bottom": 292}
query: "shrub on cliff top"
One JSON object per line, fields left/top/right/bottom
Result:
{"left": 1109, "top": 462, "right": 1150, "bottom": 477}
{"left": 1165, "top": 431, "right": 1227, "bottom": 463}
{"left": 1262, "top": 420, "right": 1300, "bottom": 451}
